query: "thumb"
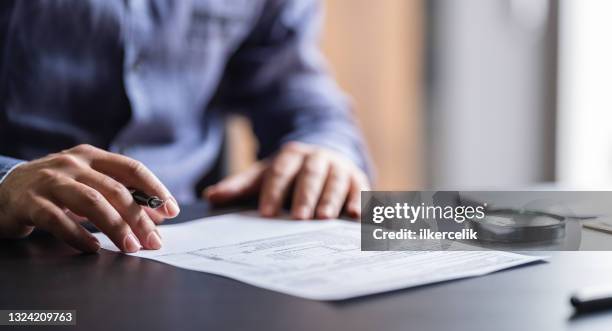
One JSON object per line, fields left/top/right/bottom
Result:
{"left": 204, "top": 162, "right": 266, "bottom": 204}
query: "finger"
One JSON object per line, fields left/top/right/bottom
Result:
{"left": 315, "top": 165, "right": 350, "bottom": 219}
{"left": 30, "top": 197, "right": 100, "bottom": 253}
{"left": 65, "top": 210, "right": 87, "bottom": 223}
{"left": 205, "top": 163, "right": 266, "bottom": 204}
{"left": 76, "top": 170, "right": 162, "bottom": 249}
{"left": 345, "top": 173, "right": 370, "bottom": 219}
{"left": 49, "top": 179, "right": 141, "bottom": 253}
{"left": 130, "top": 209, "right": 161, "bottom": 250}
{"left": 145, "top": 208, "right": 166, "bottom": 225}
{"left": 259, "top": 152, "right": 304, "bottom": 217}
{"left": 84, "top": 148, "right": 179, "bottom": 218}
{"left": 291, "top": 153, "right": 330, "bottom": 219}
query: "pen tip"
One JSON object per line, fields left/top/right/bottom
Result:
{"left": 148, "top": 197, "right": 165, "bottom": 209}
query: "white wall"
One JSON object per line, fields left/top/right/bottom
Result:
{"left": 557, "top": 0, "right": 612, "bottom": 187}
{"left": 427, "top": 0, "right": 557, "bottom": 189}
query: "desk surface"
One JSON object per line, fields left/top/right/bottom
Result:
{"left": 2, "top": 203, "right": 612, "bottom": 331}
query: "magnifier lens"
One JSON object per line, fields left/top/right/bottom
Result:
{"left": 470, "top": 213, "right": 565, "bottom": 244}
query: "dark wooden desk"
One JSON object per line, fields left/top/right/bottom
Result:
{"left": 2, "top": 203, "right": 612, "bottom": 331}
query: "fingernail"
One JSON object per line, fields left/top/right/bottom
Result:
{"left": 318, "top": 206, "right": 333, "bottom": 219}
{"left": 123, "top": 233, "right": 141, "bottom": 253}
{"left": 146, "top": 231, "right": 162, "bottom": 250}
{"left": 261, "top": 204, "right": 275, "bottom": 217}
{"left": 165, "top": 197, "right": 180, "bottom": 217}
{"left": 295, "top": 206, "right": 310, "bottom": 220}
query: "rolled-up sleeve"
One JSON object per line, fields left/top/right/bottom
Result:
{"left": 213, "top": 0, "right": 373, "bottom": 178}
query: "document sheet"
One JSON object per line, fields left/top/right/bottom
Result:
{"left": 93, "top": 212, "right": 544, "bottom": 300}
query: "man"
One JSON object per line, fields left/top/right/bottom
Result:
{"left": 0, "top": 1, "right": 371, "bottom": 253}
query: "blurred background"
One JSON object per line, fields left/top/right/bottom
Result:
{"left": 227, "top": 0, "right": 612, "bottom": 190}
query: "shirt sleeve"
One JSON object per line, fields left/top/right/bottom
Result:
{"left": 0, "top": 155, "right": 24, "bottom": 185}
{"left": 211, "top": 0, "right": 374, "bottom": 179}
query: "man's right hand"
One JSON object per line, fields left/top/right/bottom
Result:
{"left": 0, "top": 144, "right": 180, "bottom": 253}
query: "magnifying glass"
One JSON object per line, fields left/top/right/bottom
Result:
{"left": 467, "top": 209, "right": 595, "bottom": 245}
{"left": 469, "top": 211, "right": 564, "bottom": 243}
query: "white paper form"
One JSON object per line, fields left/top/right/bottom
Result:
{"left": 93, "top": 212, "right": 545, "bottom": 300}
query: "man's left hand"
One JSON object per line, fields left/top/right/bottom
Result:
{"left": 204, "top": 142, "right": 370, "bottom": 219}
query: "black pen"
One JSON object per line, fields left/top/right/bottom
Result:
{"left": 129, "top": 189, "right": 165, "bottom": 209}
{"left": 571, "top": 285, "right": 612, "bottom": 314}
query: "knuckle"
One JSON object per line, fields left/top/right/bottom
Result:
{"left": 321, "top": 189, "right": 339, "bottom": 204}
{"left": 150, "top": 212, "right": 165, "bottom": 225}
{"left": 269, "top": 162, "right": 288, "bottom": 178}
{"left": 133, "top": 212, "right": 152, "bottom": 230}
{"left": 330, "top": 172, "right": 349, "bottom": 188}
{"left": 110, "top": 184, "right": 127, "bottom": 201}
{"left": 318, "top": 197, "right": 333, "bottom": 208}
{"left": 104, "top": 177, "right": 127, "bottom": 198}
{"left": 326, "top": 169, "right": 342, "bottom": 184}
{"left": 106, "top": 221, "right": 127, "bottom": 237}
{"left": 82, "top": 188, "right": 105, "bottom": 207}
{"left": 312, "top": 149, "right": 329, "bottom": 159}
{"left": 72, "top": 144, "right": 96, "bottom": 154}
{"left": 132, "top": 214, "right": 146, "bottom": 229}
{"left": 262, "top": 187, "right": 281, "bottom": 202}
{"left": 127, "top": 160, "right": 146, "bottom": 176}
{"left": 303, "top": 160, "right": 326, "bottom": 177}
{"left": 282, "top": 141, "right": 307, "bottom": 153}
{"left": 53, "top": 154, "right": 82, "bottom": 168}
{"left": 37, "top": 168, "right": 61, "bottom": 184}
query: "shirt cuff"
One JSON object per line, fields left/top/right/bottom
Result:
{"left": 0, "top": 156, "right": 25, "bottom": 185}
